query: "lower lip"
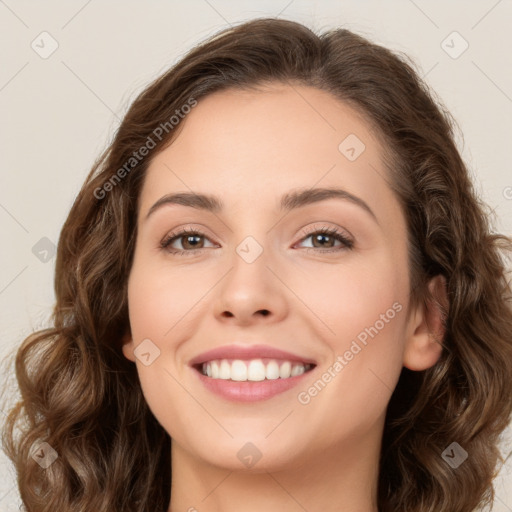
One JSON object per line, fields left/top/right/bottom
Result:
{"left": 194, "top": 368, "right": 314, "bottom": 402}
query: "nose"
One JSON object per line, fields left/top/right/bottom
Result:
{"left": 221, "top": 308, "right": 270, "bottom": 319}
{"left": 214, "top": 251, "right": 289, "bottom": 327}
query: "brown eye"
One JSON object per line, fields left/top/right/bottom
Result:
{"left": 296, "top": 226, "right": 354, "bottom": 252}
{"left": 177, "top": 233, "right": 204, "bottom": 250}
{"left": 160, "top": 228, "right": 215, "bottom": 255}
{"left": 310, "top": 232, "right": 336, "bottom": 248}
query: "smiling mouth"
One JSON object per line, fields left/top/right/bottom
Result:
{"left": 194, "top": 358, "right": 316, "bottom": 382}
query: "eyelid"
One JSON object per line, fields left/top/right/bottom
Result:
{"left": 160, "top": 222, "right": 354, "bottom": 254}
{"left": 297, "top": 223, "right": 353, "bottom": 242}
{"left": 160, "top": 225, "right": 218, "bottom": 251}
{"left": 294, "top": 223, "right": 354, "bottom": 251}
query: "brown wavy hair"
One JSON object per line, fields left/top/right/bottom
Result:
{"left": 3, "top": 17, "right": 512, "bottom": 512}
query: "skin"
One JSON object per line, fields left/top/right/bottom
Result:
{"left": 122, "top": 83, "right": 446, "bottom": 512}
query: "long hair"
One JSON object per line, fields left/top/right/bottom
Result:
{"left": 3, "top": 17, "right": 512, "bottom": 512}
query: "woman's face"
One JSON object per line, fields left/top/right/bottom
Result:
{"left": 123, "top": 83, "right": 440, "bottom": 471}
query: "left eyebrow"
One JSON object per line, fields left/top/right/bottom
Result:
{"left": 144, "top": 187, "right": 378, "bottom": 224}
{"left": 279, "top": 187, "right": 378, "bottom": 224}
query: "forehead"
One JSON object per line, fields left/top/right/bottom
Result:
{"left": 156, "top": 83, "right": 381, "bottom": 168}
{"left": 140, "top": 84, "right": 400, "bottom": 227}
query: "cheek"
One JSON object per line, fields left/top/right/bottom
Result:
{"left": 127, "top": 259, "right": 211, "bottom": 346}
{"left": 290, "top": 252, "right": 408, "bottom": 418}
{"left": 126, "top": 262, "right": 205, "bottom": 439}
{"left": 289, "top": 249, "right": 407, "bottom": 350}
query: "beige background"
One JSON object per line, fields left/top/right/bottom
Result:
{"left": 1, "top": 0, "right": 511, "bottom": 510}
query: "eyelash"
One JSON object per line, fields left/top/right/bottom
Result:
{"left": 159, "top": 225, "right": 354, "bottom": 256}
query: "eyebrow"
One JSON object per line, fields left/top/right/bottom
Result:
{"left": 145, "top": 187, "right": 378, "bottom": 223}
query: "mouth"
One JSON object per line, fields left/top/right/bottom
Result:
{"left": 189, "top": 344, "right": 317, "bottom": 402}
{"left": 193, "top": 358, "right": 315, "bottom": 381}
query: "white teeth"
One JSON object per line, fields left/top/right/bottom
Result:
{"left": 247, "top": 359, "right": 266, "bottom": 381}
{"left": 265, "top": 360, "right": 280, "bottom": 380}
{"left": 279, "top": 361, "right": 291, "bottom": 379}
{"left": 291, "top": 364, "right": 305, "bottom": 377}
{"left": 200, "top": 359, "right": 312, "bottom": 381}
{"left": 211, "top": 361, "right": 219, "bottom": 379}
{"left": 219, "top": 360, "right": 231, "bottom": 380}
{"left": 231, "top": 360, "right": 247, "bottom": 381}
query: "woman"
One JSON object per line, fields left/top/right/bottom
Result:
{"left": 3, "top": 17, "right": 512, "bottom": 512}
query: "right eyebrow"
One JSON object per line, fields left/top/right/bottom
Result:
{"left": 145, "top": 192, "right": 223, "bottom": 220}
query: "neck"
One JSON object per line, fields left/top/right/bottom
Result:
{"left": 167, "top": 424, "right": 382, "bottom": 512}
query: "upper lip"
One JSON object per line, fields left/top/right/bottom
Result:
{"left": 189, "top": 344, "right": 317, "bottom": 366}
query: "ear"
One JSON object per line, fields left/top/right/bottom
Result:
{"left": 121, "top": 331, "right": 137, "bottom": 362}
{"left": 403, "top": 274, "right": 448, "bottom": 371}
